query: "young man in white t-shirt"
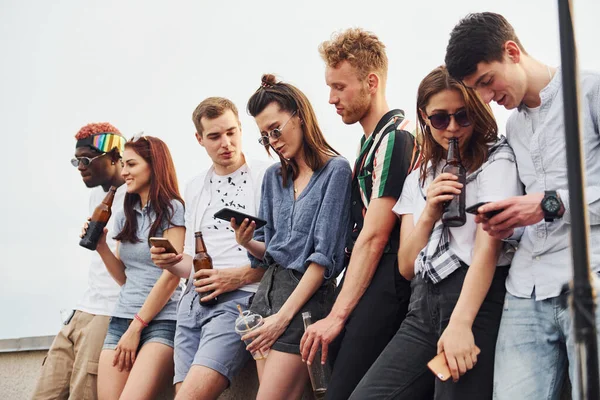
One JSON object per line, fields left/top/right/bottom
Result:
{"left": 32, "top": 123, "right": 126, "bottom": 400}
{"left": 151, "top": 97, "right": 270, "bottom": 399}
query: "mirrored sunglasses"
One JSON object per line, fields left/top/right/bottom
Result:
{"left": 70, "top": 152, "right": 108, "bottom": 167}
{"left": 257, "top": 111, "right": 297, "bottom": 146}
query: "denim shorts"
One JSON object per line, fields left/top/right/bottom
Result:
{"left": 173, "top": 289, "right": 254, "bottom": 385}
{"left": 249, "top": 263, "right": 336, "bottom": 354}
{"left": 102, "top": 316, "right": 176, "bottom": 350}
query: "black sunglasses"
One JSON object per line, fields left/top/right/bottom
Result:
{"left": 427, "top": 110, "right": 472, "bottom": 130}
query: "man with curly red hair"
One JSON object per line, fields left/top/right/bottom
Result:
{"left": 32, "top": 122, "right": 127, "bottom": 400}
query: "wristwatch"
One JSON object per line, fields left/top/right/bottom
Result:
{"left": 541, "top": 191, "right": 563, "bottom": 222}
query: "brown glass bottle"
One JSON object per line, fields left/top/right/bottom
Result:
{"left": 441, "top": 138, "right": 466, "bottom": 227}
{"left": 79, "top": 186, "right": 117, "bottom": 250}
{"left": 193, "top": 232, "right": 218, "bottom": 306}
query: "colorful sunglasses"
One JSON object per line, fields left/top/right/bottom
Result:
{"left": 75, "top": 132, "right": 126, "bottom": 154}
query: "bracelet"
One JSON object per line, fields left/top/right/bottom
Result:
{"left": 134, "top": 314, "right": 149, "bottom": 328}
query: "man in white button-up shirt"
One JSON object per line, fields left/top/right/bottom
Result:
{"left": 446, "top": 12, "right": 600, "bottom": 400}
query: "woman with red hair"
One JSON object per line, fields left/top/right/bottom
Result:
{"left": 83, "top": 134, "right": 185, "bottom": 399}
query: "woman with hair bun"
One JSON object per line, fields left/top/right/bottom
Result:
{"left": 232, "top": 74, "right": 352, "bottom": 399}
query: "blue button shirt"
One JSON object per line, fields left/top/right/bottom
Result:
{"left": 250, "top": 156, "right": 352, "bottom": 280}
{"left": 506, "top": 68, "right": 600, "bottom": 300}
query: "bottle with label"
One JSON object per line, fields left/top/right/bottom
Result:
{"left": 441, "top": 138, "right": 466, "bottom": 227}
{"left": 193, "top": 231, "right": 218, "bottom": 306}
{"left": 79, "top": 186, "right": 117, "bottom": 250}
{"left": 302, "top": 311, "right": 331, "bottom": 398}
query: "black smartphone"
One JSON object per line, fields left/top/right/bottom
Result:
{"left": 465, "top": 202, "right": 503, "bottom": 219}
{"left": 214, "top": 207, "right": 267, "bottom": 229}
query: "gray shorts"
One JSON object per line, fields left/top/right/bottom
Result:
{"left": 249, "top": 263, "right": 336, "bottom": 354}
{"left": 173, "top": 288, "right": 253, "bottom": 385}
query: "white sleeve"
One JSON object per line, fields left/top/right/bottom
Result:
{"left": 392, "top": 170, "right": 419, "bottom": 216}
{"left": 477, "top": 158, "right": 523, "bottom": 203}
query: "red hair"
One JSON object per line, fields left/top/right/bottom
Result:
{"left": 75, "top": 122, "right": 121, "bottom": 140}
{"left": 114, "top": 136, "right": 184, "bottom": 243}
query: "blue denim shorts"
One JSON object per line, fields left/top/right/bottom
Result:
{"left": 173, "top": 289, "right": 254, "bottom": 385}
{"left": 102, "top": 316, "right": 176, "bottom": 350}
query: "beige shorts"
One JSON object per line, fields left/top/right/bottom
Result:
{"left": 31, "top": 311, "right": 110, "bottom": 400}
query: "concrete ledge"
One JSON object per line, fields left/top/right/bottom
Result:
{"left": 0, "top": 335, "right": 55, "bottom": 353}
{"left": 0, "top": 336, "right": 315, "bottom": 399}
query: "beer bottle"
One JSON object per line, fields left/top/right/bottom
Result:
{"left": 441, "top": 138, "right": 466, "bottom": 227}
{"left": 302, "top": 312, "right": 331, "bottom": 398}
{"left": 193, "top": 231, "right": 218, "bottom": 306}
{"left": 79, "top": 186, "right": 117, "bottom": 251}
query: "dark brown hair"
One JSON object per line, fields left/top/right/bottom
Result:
{"left": 114, "top": 136, "right": 184, "bottom": 244}
{"left": 445, "top": 12, "right": 526, "bottom": 80}
{"left": 192, "top": 97, "right": 239, "bottom": 136}
{"left": 247, "top": 74, "right": 339, "bottom": 187}
{"left": 417, "top": 66, "right": 499, "bottom": 185}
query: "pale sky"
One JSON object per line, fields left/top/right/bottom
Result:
{"left": 1, "top": 0, "right": 599, "bottom": 339}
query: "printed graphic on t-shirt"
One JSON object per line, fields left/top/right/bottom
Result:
{"left": 201, "top": 166, "right": 253, "bottom": 268}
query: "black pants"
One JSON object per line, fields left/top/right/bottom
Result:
{"left": 349, "top": 264, "right": 508, "bottom": 400}
{"left": 326, "top": 253, "right": 411, "bottom": 400}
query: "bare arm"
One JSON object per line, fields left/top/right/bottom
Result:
{"left": 397, "top": 214, "right": 435, "bottom": 280}
{"left": 194, "top": 263, "right": 266, "bottom": 302}
{"left": 109, "top": 225, "right": 185, "bottom": 372}
{"left": 96, "top": 231, "right": 127, "bottom": 286}
{"left": 232, "top": 219, "right": 266, "bottom": 260}
{"left": 328, "top": 196, "right": 397, "bottom": 322}
{"left": 437, "top": 225, "right": 502, "bottom": 381}
{"left": 242, "top": 262, "right": 325, "bottom": 353}
{"left": 150, "top": 249, "right": 192, "bottom": 279}
{"left": 136, "top": 226, "right": 185, "bottom": 323}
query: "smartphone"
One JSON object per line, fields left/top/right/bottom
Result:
{"left": 149, "top": 237, "right": 178, "bottom": 254}
{"left": 465, "top": 201, "right": 503, "bottom": 219}
{"left": 214, "top": 207, "right": 267, "bottom": 229}
{"left": 427, "top": 347, "right": 481, "bottom": 381}
{"left": 427, "top": 352, "right": 451, "bottom": 381}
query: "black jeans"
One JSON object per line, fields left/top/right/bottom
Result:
{"left": 350, "top": 264, "right": 508, "bottom": 400}
{"left": 326, "top": 253, "right": 411, "bottom": 400}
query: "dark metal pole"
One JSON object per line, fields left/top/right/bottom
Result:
{"left": 557, "top": 1, "right": 600, "bottom": 398}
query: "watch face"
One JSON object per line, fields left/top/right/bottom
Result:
{"left": 544, "top": 197, "right": 561, "bottom": 213}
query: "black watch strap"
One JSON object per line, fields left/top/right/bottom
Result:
{"left": 542, "top": 190, "right": 560, "bottom": 222}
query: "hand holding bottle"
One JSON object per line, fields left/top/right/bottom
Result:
{"left": 423, "top": 173, "right": 463, "bottom": 222}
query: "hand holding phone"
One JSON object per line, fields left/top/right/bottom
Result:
{"left": 149, "top": 237, "right": 178, "bottom": 254}
{"left": 465, "top": 201, "right": 504, "bottom": 219}
{"left": 428, "top": 346, "right": 481, "bottom": 381}
{"left": 427, "top": 352, "right": 452, "bottom": 381}
{"left": 214, "top": 207, "right": 267, "bottom": 229}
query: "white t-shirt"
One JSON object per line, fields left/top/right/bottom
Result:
{"left": 393, "top": 158, "right": 521, "bottom": 268}
{"left": 76, "top": 184, "right": 126, "bottom": 316}
{"left": 192, "top": 164, "right": 260, "bottom": 292}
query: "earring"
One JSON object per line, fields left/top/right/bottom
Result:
{"left": 111, "top": 161, "right": 115, "bottom": 165}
